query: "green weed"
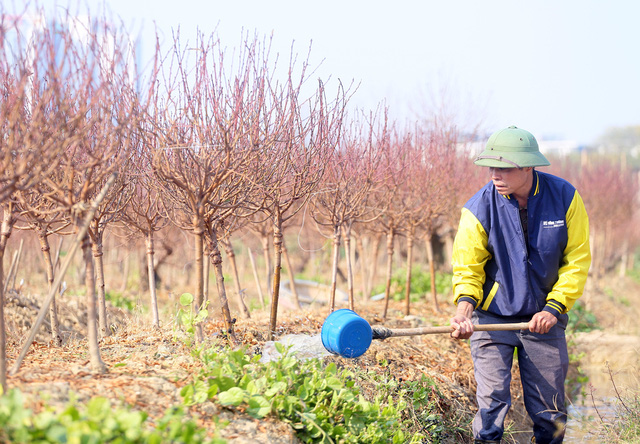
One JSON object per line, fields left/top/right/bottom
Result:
{"left": 566, "top": 299, "right": 600, "bottom": 333}
{"left": 0, "top": 388, "right": 224, "bottom": 443}
{"left": 182, "top": 344, "right": 422, "bottom": 443}
{"left": 176, "top": 292, "right": 209, "bottom": 336}
{"left": 106, "top": 290, "right": 138, "bottom": 312}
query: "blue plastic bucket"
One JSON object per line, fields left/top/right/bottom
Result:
{"left": 321, "top": 309, "right": 372, "bottom": 358}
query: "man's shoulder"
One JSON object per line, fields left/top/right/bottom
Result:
{"left": 536, "top": 170, "right": 577, "bottom": 197}
{"left": 537, "top": 170, "right": 576, "bottom": 188}
{"left": 465, "top": 181, "right": 498, "bottom": 207}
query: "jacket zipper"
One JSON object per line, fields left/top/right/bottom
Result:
{"left": 516, "top": 201, "right": 541, "bottom": 311}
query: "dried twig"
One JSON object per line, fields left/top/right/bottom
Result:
{"left": 607, "top": 361, "right": 632, "bottom": 414}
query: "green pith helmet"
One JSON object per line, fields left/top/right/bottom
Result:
{"left": 474, "top": 125, "right": 550, "bottom": 168}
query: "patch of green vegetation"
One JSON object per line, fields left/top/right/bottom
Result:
{"left": 182, "top": 344, "right": 425, "bottom": 443}
{"left": 627, "top": 267, "right": 640, "bottom": 284}
{"left": 105, "top": 290, "right": 137, "bottom": 312}
{"left": 566, "top": 299, "right": 600, "bottom": 333}
{"left": 610, "top": 389, "right": 640, "bottom": 442}
{"left": 565, "top": 300, "right": 600, "bottom": 401}
{"left": 368, "top": 372, "right": 468, "bottom": 443}
{"left": 372, "top": 269, "right": 453, "bottom": 302}
{"left": 627, "top": 249, "right": 640, "bottom": 284}
{"left": 0, "top": 389, "right": 224, "bottom": 443}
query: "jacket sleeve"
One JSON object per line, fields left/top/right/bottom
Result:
{"left": 452, "top": 207, "right": 492, "bottom": 307}
{"left": 544, "top": 190, "right": 591, "bottom": 315}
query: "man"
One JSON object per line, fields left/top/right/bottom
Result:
{"left": 449, "top": 126, "right": 591, "bottom": 444}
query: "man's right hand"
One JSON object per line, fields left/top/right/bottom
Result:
{"left": 450, "top": 301, "right": 475, "bottom": 340}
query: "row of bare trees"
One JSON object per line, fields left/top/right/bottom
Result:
{"left": 2, "top": 5, "right": 639, "bottom": 394}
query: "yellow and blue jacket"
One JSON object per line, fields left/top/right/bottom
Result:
{"left": 452, "top": 170, "right": 591, "bottom": 319}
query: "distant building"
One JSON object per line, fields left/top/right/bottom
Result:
{"left": 538, "top": 140, "right": 583, "bottom": 156}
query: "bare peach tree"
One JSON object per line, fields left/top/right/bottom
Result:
{"left": 549, "top": 157, "right": 639, "bottom": 284}
{"left": 214, "top": 216, "right": 252, "bottom": 318}
{"left": 249, "top": 74, "right": 346, "bottom": 339}
{"left": 24, "top": 10, "right": 137, "bottom": 373}
{"left": 247, "top": 213, "right": 274, "bottom": 301}
{"left": 150, "top": 31, "right": 270, "bottom": 340}
{"left": 310, "top": 108, "right": 388, "bottom": 311}
{"left": 396, "top": 123, "right": 461, "bottom": 315}
{"left": 369, "top": 127, "right": 417, "bottom": 320}
{"left": 119, "top": 146, "right": 169, "bottom": 328}
{"left": 88, "top": 172, "right": 134, "bottom": 337}
{"left": 0, "top": 7, "right": 105, "bottom": 387}
{"left": 13, "top": 195, "right": 70, "bottom": 346}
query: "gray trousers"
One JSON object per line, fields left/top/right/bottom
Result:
{"left": 470, "top": 312, "right": 569, "bottom": 444}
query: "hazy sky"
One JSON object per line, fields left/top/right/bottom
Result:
{"left": 45, "top": 1, "right": 640, "bottom": 144}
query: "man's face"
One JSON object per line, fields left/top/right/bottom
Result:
{"left": 488, "top": 167, "right": 533, "bottom": 197}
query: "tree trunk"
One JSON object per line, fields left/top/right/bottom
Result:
{"left": 145, "top": 231, "right": 160, "bottom": 328}
{"left": 207, "top": 225, "right": 235, "bottom": 338}
{"left": 382, "top": 228, "right": 395, "bottom": 320}
{"left": 425, "top": 232, "right": 440, "bottom": 312}
{"left": 404, "top": 230, "right": 414, "bottom": 316}
{"left": 442, "top": 230, "right": 454, "bottom": 273}
{"left": 619, "top": 238, "right": 629, "bottom": 278}
{"left": 356, "top": 233, "right": 369, "bottom": 302}
{"left": 368, "top": 232, "right": 383, "bottom": 301}
{"left": 120, "top": 251, "right": 129, "bottom": 293}
{"left": 329, "top": 224, "right": 341, "bottom": 312}
{"left": 343, "top": 224, "right": 355, "bottom": 311}
{"left": 268, "top": 216, "right": 284, "bottom": 340}
{"left": 83, "top": 235, "right": 106, "bottom": 373}
{"left": 282, "top": 242, "right": 301, "bottom": 310}
{"left": 193, "top": 216, "right": 205, "bottom": 343}
{"left": 37, "top": 228, "right": 62, "bottom": 346}
{"left": 91, "top": 224, "right": 110, "bottom": 337}
{"left": 0, "top": 247, "right": 5, "bottom": 394}
{"left": 261, "top": 234, "right": 272, "bottom": 299}
{"left": 222, "top": 237, "right": 250, "bottom": 318}
{"left": 0, "top": 204, "right": 14, "bottom": 392}
{"left": 203, "top": 246, "right": 210, "bottom": 304}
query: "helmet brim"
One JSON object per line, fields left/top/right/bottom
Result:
{"left": 474, "top": 151, "right": 550, "bottom": 168}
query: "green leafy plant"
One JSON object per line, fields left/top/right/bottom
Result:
{"left": 0, "top": 388, "right": 224, "bottom": 443}
{"left": 176, "top": 292, "right": 209, "bottom": 336}
{"left": 182, "top": 344, "right": 422, "bottom": 443}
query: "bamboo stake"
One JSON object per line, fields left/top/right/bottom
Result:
{"left": 9, "top": 238, "right": 23, "bottom": 290}
{"left": 2, "top": 250, "right": 18, "bottom": 294}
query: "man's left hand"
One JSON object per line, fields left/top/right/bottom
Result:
{"left": 528, "top": 311, "right": 557, "bottom": 334}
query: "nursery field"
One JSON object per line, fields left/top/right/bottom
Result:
{"left": 2, "top": 5, "right": 639, "bottom": 443}
{"left": 3, "top": 264, "right": 640, "bottom": 443}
